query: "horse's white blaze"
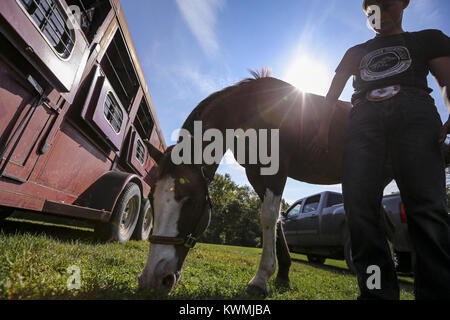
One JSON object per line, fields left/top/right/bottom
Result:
{"left": 140, "top": 177, "right": 186, "bottom": 286}
{"left": 152, "top": 177, "right": 185, "bottom": 237}
{"left": 249, "top": 189, "right": 281, "bottom": 291}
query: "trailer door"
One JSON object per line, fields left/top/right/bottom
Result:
{"left": 0, "top": 56, "right": 55, "bottom": 183}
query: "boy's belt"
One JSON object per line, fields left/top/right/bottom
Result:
{"left": 366, "top": 85, "right": 401, "bottom": 102}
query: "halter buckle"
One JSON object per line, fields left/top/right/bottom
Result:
{"left": 184, "top": 234, "right": 197, "bottom": 248}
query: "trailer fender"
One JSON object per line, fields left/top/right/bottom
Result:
{"left": 75, "top": 171, "right": 149, "bottom": 215}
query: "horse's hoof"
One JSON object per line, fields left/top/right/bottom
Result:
{"left": 274, "top": 277, "right": 290, "bottom": 290}
{"left": 246, "top": 284, "right": 269, "bottom": 297}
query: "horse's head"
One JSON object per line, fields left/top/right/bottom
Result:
{"left": 138, "top": 144, "right": 211, "bottom": 295}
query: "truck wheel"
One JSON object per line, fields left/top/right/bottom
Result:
{"left": 307, "top": 255, "right": 326, "bottom": 265}
{"left": 95, "top": 182, "right": 141, "bottom": 243}
{"left": 132, "top": 199, "right": 153, "bottom": 241}
{"left": 0, "top": 206, "right": 14, "bottom": 221}
{"left": 344, "top": 234, "right": 356, "bottom": 274}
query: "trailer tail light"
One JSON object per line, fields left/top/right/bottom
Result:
{"left": 400, "top": 203, "right": 407, "bottom": 223}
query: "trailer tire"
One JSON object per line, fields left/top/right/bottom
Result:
{"left": 95, "top": 183, "right": 141, "bottom": 243}
{"left": 132, "top": 199, "right": 153, "bottom": 241}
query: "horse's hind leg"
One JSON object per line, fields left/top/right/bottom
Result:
{"left": 275, "top": 220, "right": 291, "bottom": 289}
{"left": 247, "top": 188, "right": 282, "bottom": 296}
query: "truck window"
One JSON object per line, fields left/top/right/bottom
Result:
{"left": 326, "top": 193, "right": 344, "bottom": 207}
{"left": 286, "top": 202, "right": 302, "bottom": 218}
{"left": 302, "top": 195, "right": 321, "bottom": 213}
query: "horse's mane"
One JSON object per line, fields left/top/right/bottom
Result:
{"left": 181, "top": 68, "right": 273, "bottom": 135}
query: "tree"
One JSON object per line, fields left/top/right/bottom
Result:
{"left": 200, "top": 173, "right": 289, "bottom": 248}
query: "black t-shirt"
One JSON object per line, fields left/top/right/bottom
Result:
{"left": 336, "top": 29, "right": 450, "bottom": 99}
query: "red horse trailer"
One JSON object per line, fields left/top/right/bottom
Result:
{"left": 0, "top": 0, "right": 166, "bottom": 242}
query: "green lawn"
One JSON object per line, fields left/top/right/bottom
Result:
{"left": 0, "top": 217, "right": 414, "bottom": 300}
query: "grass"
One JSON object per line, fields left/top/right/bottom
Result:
{"left": 0, "top": 217, "right": 415, "bottom": 300}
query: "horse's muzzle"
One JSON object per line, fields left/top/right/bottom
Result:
{"left": 138, "top": 267, "right": 181, "bottom": 295}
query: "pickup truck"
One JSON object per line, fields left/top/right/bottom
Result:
{"left": 281, "top": 191, "right": 413, "bottom": 273}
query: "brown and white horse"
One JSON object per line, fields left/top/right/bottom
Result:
{"left": 138, "top": 70, "right": 449, "bottom": 296}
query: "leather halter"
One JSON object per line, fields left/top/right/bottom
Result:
{"left": 148, "top": 166, "right": 212, "bottom": 249}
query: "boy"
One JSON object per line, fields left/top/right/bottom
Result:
{"left": 312, "top": 0, "right": 450, "bottom": 299}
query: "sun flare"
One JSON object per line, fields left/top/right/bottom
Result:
{"left": 284, "top": 54, "right": 332, "bottom": 96}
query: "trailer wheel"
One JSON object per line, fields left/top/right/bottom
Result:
{"left": 0, "top": 206, "right": 14, "bottom": 221}
{"left": 132, "top": 199, "right": 153, "bottom": 241}
{"left": 95, "top": 182, "right": 141, "bottom": 243}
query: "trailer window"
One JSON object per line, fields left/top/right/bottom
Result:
{"left": 134, "top": 98, "right": 155, "bottom": 140}
{"left": 65, "top": 0, "right": 111, "bottom": 42}
{"left": 135, "top": 139, "right": 146, "bottom": 165}
{"left": 17, "top": 0, "right": 76, "bottom": 59}
{"left": 103, "top": 92, "right": 123, "bottom": 134}
{"left": 101, "top": 30, "right": 139, "bottom": 109}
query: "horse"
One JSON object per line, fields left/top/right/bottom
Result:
{"left": 138, "top": 69, "right": 449, "bottom": 296}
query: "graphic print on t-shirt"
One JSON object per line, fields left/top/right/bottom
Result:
{"left": 360, "top": 46, "right": 412, "bottom": 82}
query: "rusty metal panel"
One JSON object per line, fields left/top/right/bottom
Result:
{"left": 0, "top": 56, "right": 56, "bottom": 183}
{"left": 0, "top": 185, "right": 44, "bottom": 211}
{"left": 35, "top": 122, "right": 112, "bottom": 196}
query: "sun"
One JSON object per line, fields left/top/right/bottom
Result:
{"left": 283, "top": 54, "right": 332, "bottom": 96}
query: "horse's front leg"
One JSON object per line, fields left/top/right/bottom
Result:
{"left": 247, "top": 188, "right": 281, "bottom": 296}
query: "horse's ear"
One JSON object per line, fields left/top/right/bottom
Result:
{"left": 144, "top": 140, "right": 164, "bottom": 164}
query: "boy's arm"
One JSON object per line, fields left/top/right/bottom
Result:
{"left": 429, "top": 56, "right": 450, "bottom": 143}
{"left": 310, "top": 72, "right": 351, "bottom": 155}
{"left": 322, "top": 73, "right": 351, "bottom": 132}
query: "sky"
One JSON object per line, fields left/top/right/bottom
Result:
{"left": 121, "top": 0, "right": 450, "bottom": 205}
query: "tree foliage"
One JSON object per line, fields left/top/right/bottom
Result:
{"left": 199, "top": 173, "right": 290, "bottom": 248}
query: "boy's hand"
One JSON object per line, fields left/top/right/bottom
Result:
{"left": 310, "top": 126, "right": 329, "bottom": 156}
{"left": 309, "top": 71, "right": 350, "bottom": 156}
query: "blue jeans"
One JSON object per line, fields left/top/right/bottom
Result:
{"left": 343, "top": 88, "right": 450, "bottom": 300}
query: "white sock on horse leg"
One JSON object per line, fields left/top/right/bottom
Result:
{"left": 249, "top": 189, "right": 281, "bottom": 290}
